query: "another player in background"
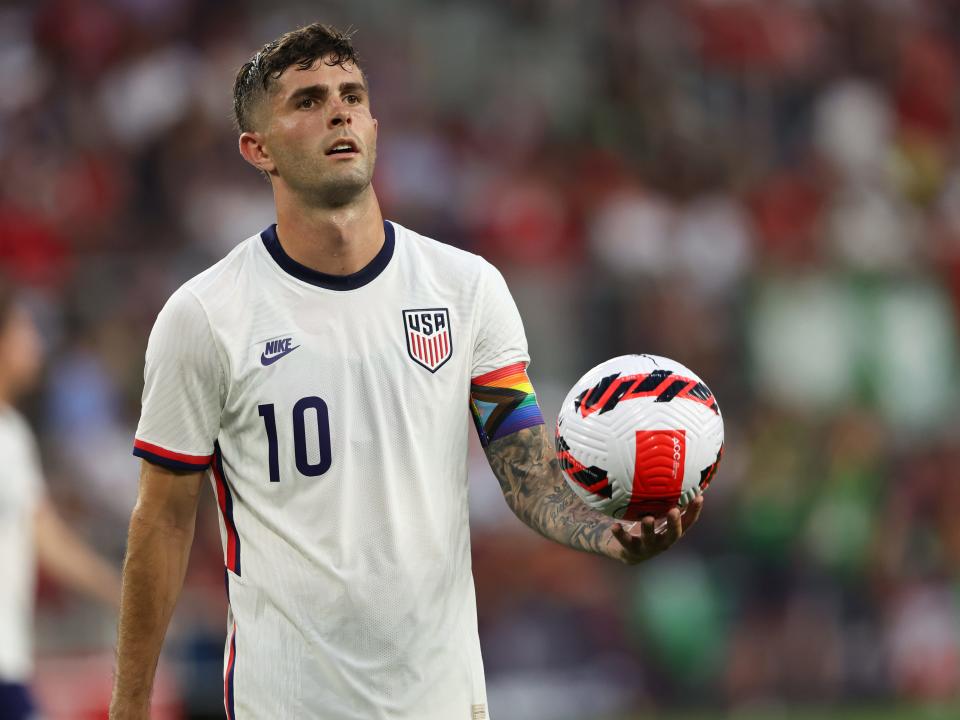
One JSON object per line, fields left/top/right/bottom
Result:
{"left": 0, "top": 277, "right": 121, "bottom": 720}
{"left": 110, "top": 23, "right": 703, "bottom": 720}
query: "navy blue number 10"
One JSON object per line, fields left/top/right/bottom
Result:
{"left": 258, "top": 396, "right": 331, "bottom": 482}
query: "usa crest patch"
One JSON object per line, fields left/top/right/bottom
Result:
{"left": 403, "top": 308, "right": 452, "bottom": 372}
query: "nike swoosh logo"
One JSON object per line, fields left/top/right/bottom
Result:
{"left": 260, "top": 345, "right": 300, "bottom": 366}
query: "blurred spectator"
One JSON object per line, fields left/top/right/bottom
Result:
{"left": 0, "top": 277, "right": 120, "bottom": 719}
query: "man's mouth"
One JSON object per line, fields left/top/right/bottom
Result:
{"left": 325, "top": 139, "right": 359, "bottom": 155}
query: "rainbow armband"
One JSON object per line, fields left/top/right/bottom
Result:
{"left": 470, "top": 362, "right": 545, "bottom": 447}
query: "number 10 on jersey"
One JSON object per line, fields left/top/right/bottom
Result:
{"left": 257, "top": 397, "right": 332, "bottom": 482}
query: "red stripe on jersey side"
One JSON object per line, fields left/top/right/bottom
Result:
{"left": 440, "top": 332, "right": 446, "bottom": 358}
{"left": 133, "top": 439, "right": 213, "bottom": 467}
{"left": 212, "top": 444, "right": 241, "bottom": 575}
{"left": 224, "top": 622, "right": 237, "bottom": 720}
{"left": 415, "top": 335, "right": 422, "bottom": 362}
{"left": 472, "top": 361, "right": 527, "bottom": 385}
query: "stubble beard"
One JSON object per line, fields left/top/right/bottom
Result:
{"left": 317, "top": 172, "right": 371, "bottom": 208}
{"left": 289, "top": 151, "right": 376, "bottom": 209}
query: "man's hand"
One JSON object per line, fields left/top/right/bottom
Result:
{"left": 485, "top": 424, "right": 705, "bottom": 562}
{"left": 609, "top": 495, "right": 704, "bottom": 565}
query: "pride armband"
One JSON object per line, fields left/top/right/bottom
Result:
{"left": 470, "top": 362, "right": 545, "bottom": 447}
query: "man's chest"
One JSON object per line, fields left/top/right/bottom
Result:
{"left": 215, "top": 289, "right": 475, "bottom": 425}
{"left": 204, "top": 281, "right": 477, "bottom": 505}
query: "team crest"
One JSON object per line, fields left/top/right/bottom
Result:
{"left": 403, "top": 308, "right": 452, "bottom": 373}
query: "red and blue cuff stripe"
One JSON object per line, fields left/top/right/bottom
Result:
{"left": 133, "top": 439, "right": 213, "bottom": 471}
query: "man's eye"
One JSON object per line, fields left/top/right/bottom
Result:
{"left": 298, "top": 97, "right": 314, "bottom": 109}
{"left": 345, "top": 94, "right": 360, "bottom": 104}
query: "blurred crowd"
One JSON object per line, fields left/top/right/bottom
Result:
{"left": 3, "top": 0, "right": 960, "bottom": 717}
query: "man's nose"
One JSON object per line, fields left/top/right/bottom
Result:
{"left": 329, "top": 105, "right": 352, "bottom": 128}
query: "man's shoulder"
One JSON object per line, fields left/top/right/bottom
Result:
{"left": 182, "top": 233, "right": 261, "bottom": 299}
{"left": 391, "top": 220, "right": 493, "bottom": 276}
{"left": 151, "top": 231, "right": 263, "bottom": 333}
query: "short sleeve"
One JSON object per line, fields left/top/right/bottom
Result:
{"left": 471, "top": 261, "right": 531, "bottom": 378}
{"left": 133, "top": 288, "right": 223, "bottom": 471}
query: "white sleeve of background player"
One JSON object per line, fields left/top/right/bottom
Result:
{"left": 17, "top": 414, "right": 46, "bottom": 508}
{"left": 133, "top": 288, "right": 224, "bottom": 472}
{"left": 471, "top": 260, "right": 531, "bottom": 377}
{"left": 24, "top": 424, "right": 46, "bottom": 504}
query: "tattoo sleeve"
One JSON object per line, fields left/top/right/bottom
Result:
{"left": 484, "top": 424, "right": 616, "bottom": 558}
{"left": 470, "top": 363, "right": 616, "bottom": 558}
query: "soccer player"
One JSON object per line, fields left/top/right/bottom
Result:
{"left": 109, "top": 23, "right": 703, "bottom": 720}
{"left": 0, "top": 278, "right": 121, "bottom": 719}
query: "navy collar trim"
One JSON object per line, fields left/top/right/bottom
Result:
{"left": 260, "top": 221, "right": 395, "bottom": 290}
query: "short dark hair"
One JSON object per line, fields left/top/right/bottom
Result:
{"left": 233, "top": 23, "right": 363, "bottom": 132}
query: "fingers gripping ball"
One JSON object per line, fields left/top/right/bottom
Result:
{"left": 556, "top": 354, "right": 724, "bottom": 521}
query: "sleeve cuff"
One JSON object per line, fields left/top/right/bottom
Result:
{"left": 133, "top": 439, "right": 213, "bottom": 472}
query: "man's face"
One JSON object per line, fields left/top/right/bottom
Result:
{"left": 260, "top": 57, "right": 378, "bottom": 207}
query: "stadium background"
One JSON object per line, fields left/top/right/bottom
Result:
{"left": 3, "top": 0, "right": 960, "bottom": 718}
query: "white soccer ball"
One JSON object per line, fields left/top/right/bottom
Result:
{"left": 556, "top": 354, "right": 724, "bottom": 521}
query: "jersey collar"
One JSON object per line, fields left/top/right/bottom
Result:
{"left": 260, "top": 220, "right": 395, "bottom": 291}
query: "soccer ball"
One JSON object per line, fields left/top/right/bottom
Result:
{"left": 556, "top": 354, "right": 723, "bottom": 521}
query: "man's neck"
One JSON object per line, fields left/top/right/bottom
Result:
{"left": 273, "top": 187, "right": 385, "bottom": 276}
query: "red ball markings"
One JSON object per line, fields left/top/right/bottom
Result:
{"left": 623, "top": 429, "right": 687, "bottom": 520}
{"left": 576, "top": 370, "right": 719, "bottom": 419}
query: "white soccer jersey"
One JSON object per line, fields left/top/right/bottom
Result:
{"left": 0, "top": 407, "right": 45, "bottom": 682}
{"left": 134, "top": 220, "right": 532, "bottom": 720}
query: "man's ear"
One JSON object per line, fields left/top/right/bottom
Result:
{"left": 239, "top": 131, "right": 276, "bottom": 175}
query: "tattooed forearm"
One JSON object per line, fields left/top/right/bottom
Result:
{"left": 485, "top": 424, "right": 617, "bottom": 558}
